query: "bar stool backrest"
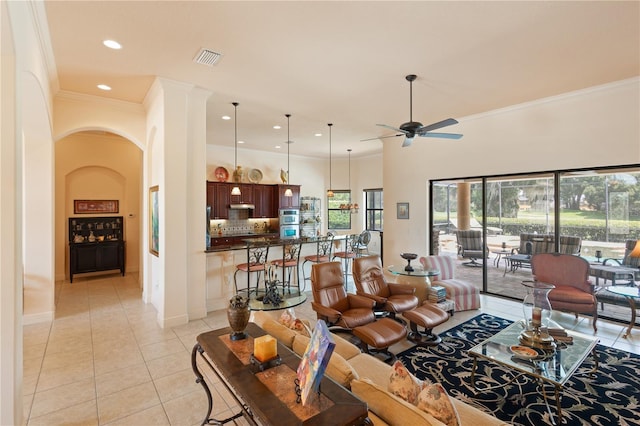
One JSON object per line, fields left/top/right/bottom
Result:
{"left": 283, "top": 240, "right": 303, "bottom": 262}
{"left": 318, "top": 234, "right": 334, "bottom": 258}
{"left": 247, "top": 242, "right": 269, "bottom": 266}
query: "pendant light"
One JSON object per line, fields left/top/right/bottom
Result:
{"left": 343, "top": 148, "right": 359, "bottom": 214}
{"left": 327, "top": 123, "right": 334, "bottom": 198}
{"left": 284, "top": 114, "right": 293, "bottom": 197}
{"left": 231, "top": 102, "right": 241, "bottom": 196}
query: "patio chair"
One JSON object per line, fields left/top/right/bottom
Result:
{"left": 455, "top": 229, "right": 488, "bottom": 267}
{"left": 602, "top": 239, "right": 640, "bottom": 282}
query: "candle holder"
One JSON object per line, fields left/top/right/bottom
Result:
{"left": 595, "top": 250, "right": 602, "bottom": 263}
{"left": 520, "top": 280, "right": 556, "bottom": 350}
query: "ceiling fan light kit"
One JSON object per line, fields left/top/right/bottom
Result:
{"left": 363, "top": 74, "right": 463, "bottom": 147}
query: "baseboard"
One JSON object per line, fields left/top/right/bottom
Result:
{"left": 158, "top": 313, "right": 189, "bottom": 329}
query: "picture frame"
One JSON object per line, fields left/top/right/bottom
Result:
{"left": 397, "top": 202, "right": 409, "bottom": 219}
{"left": 149, "top": 186, "right": 159, "bottom": 256}
{"left": 74, "top": 200, "right": 119, "bottom": 214}
{"left": 296, "top": 320, "right": 336, "bottom": 406}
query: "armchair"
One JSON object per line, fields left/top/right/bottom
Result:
{"left": 352, "top": 255, "right": 418, "bottom": 319}
{"left": 310, "top": 261, "right": 376, "bottom": 329}
{"left": 455, "top": 230, "right": 487, "bottom": 267}
{"left": 531, "top": 253, "right": 598, "bottom": 332}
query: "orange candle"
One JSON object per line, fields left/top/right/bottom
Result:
{"left": 254, "top": 335, "right": 277, "bottom": 362}
{"left": 532, "top": 307, "right": 542, "bottom": 327}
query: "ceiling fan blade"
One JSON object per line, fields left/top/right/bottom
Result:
{"left": 420, "top": 132, "right": 463, "bottom": 140}
{"left": 402, "top": 136, "right": 414, "bottom": 147}
{"left": 417, "top": 118, "right": 459, "bottom": 133}
{"left": 376, "top": 123, "right": 408, "bottom": 134}
{"left": 360, "top": 133, "right": 404, "bottom": 142}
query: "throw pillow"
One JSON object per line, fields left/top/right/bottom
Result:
{"left": 416, "top": 382, "right": 460, "bottom": 426}
{"left": 388, "top": 360, "right": 426, "bottom": 405}
{"left": 278, "top": 309, "right": 311, "bottom": 337}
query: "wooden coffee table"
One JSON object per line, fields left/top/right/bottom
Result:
{"left": 192, "top": 323, "right": 370, "bottom": 425}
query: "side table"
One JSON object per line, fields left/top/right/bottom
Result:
{"left": 386, "top": 265, "right": 440, "bottom": 305}
{"left": 192, "top": 323, "right": 370, "bottom": 425}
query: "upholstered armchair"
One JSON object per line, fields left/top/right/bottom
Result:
{"left": 420, "top": 255, "right": 481, "bottom": 312}
{"left": 455, "top": 229, "right": 487, "bottom": 267}
{"left": 531, "top": 253, "right": 598, "bottom": 332}
{"left": 310, "top": 261, "right": 376, "bottom": 329}
{"left": 352, "top": 255, "right": 418, "bottom": 319}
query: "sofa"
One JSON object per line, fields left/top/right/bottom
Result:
{"left": 252, "top": 311, "right": 508, "bottom": 426}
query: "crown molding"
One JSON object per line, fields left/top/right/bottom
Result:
{"left": 56, "top": 90, "right": 145, "bottom": 113}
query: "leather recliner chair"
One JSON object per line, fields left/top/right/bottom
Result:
{"left": 310, "top": 261, "right": 376, "bottom": 329}
{"left": 352, "top": 255, "right": 419, "bottom": 319}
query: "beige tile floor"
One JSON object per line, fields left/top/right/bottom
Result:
{"left": 23, "top": 272, "right": 640, "bottom": 425}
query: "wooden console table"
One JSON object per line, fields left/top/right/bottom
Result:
{"left": 192, "top": 323, "right": 370, "bottom": 425}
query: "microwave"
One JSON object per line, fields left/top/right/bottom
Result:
{"left": 280, "top": 224, "right": 300, "bottom": 239}
{"left": 279, "top": 209, "right": 300, "bottom": 225}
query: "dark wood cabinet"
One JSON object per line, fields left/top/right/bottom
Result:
{"left": 68, "top": 216, "right": 125, "bottom": 283}
{"left": 213, "top": 182, "right": 230, "bottom": 219}
{"left": 229, "top": 183, "right": 254, "bottom": 205}
{"left": 276, "top": 184, "right": 300, "bottom": 209}
{"left": 252, "top": 184, "right": 276, "bottom": 218}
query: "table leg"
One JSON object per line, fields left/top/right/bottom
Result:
{"left": 191, "top": 343, "right": 245, "bottom": 425}
{"left": 623, "top": 297, "right": 636, "bottom": 338}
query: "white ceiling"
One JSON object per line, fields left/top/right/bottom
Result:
{"left": 44, "top": 1, "right": 639, "bottom": 158}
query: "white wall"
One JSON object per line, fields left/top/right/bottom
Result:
{"left": 383, "top": 78, "right": 640, "bottom": 266}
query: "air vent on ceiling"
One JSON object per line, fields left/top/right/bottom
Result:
{"left": 193, "top": 48, "right": 223, "bottom": 66}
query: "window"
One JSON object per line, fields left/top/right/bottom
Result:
{"left": 327, "top": 190, "right": 351, "bottom": 230}
{"left": 365, "top": 188, "right": 383, "bottom": 230}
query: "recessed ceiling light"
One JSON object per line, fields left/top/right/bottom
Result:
{"left": 238, "top": 141, "right": 245, "bottom": 144}
{"left": 97, "top": 84, "right": 111, "bottom": 91}
{"left": 315, "top": 133, "right": 322, "bottom": 137}
{"left": 103, "top": 39, "right": 122, "bottom": 50}
{"left": 275, "top": 145, "right": 281, "bottom": 149}
{"left": 221, "top": 115, "right": 231, "bottom": 120}
{"left": 273, "top": 125, "right": 281, "bottom": 129}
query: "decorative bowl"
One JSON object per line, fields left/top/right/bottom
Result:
{"left": 400, "top": 253, "right": 418, "bottom": 261}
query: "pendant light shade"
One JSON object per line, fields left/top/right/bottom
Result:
{"left": 327, "top": 123, "right": 334, "bottom": 198}
{"left": 284, "top": 113, "right": 293, "bottom": 197}
{"left": 231, "top": 102, "right": 241, "bottom": 196}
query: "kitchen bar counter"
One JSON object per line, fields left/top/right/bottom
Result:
{"left": 205, "top": 234, "right": 341, "bottom": 253}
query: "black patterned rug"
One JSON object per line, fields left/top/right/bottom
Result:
{"left": 397, "top": 313, "right": 640, "bottom": 426}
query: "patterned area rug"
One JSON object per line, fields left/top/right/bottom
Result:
{"left": 397, "top": 313, "right": 640, "bottom": 426}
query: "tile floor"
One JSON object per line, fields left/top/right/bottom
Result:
{"left": 22, "top": 272, "right": 640, "bottom": 425}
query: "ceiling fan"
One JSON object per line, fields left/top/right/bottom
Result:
{"left": 363, "top": 74, "right": 463, "bottom": 147}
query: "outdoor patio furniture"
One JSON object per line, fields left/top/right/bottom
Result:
{"left": 507, "top": 233, "right": 582, "bottom": 274}
{"left": 601, "top": 239, "right": 640, "bottom": 282}
{"left": 455, "top": 229, "right": 488, "bottom": 267}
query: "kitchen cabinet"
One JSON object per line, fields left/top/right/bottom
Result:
{"left": 276, "top": 184, "right": 300, "bottom": 209}
{"left": 214, "top": 182, "right": 231, "bottom": 219}
{"left": 252, "top": 184, "right": 276, "bottom": 218}
{"left": 68, "top": 216, "right": 125, "bottom": 283}
{"left": 230, "top": 183, "right": 254, "bottom": 205}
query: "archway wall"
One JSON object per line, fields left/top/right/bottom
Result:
{"left": 54, "top": 132, "right": 142, "bottom": 281}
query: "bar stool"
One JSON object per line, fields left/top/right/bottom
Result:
{"left": 302, "top": 234, "right": 335, "bottom": 287}
{"left": 271, "top": 239, "right": 303, "bottom": 294}
{"left": 234, "top": 241, "right": 270, "bottom": 295}
{"left": 332, "top": 234, "right": 359, "bottom": 286}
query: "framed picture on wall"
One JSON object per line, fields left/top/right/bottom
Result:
{"left": 149, "top": 186, "right": 159, "bottom": 256}
{"left": 397, "top": 202, "right": 409, "bottom": 219}
{"left": 74, "top": 200, "right": 119, "bottom": 214}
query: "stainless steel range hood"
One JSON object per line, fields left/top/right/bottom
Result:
{"left": 229, "top": 203, "right": 255, "bottom": 210}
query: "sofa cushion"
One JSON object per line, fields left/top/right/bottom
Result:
{"left": 330, "top": 332, "right": 363, "bottom": 360}
{"left": 292, "top": 334, "right": 358, "bottom": 388}
{"left": 416, "top": 383, "right": 460, "bottom": 426}
{"left": 388, "top": 361, "right": 426, "bottom": 404}
{"left": 350, "top": 352, "right": 392, "bottom": 387}
{"left": 351, "top": 378, "right": 446, "bottom": 426}
{"left": 261, "top": 318, "right": 297, "bottom": 349}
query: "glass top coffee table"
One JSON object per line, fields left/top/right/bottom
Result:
{"left": 468, "top": 321, "right": 599, "bottom": 425}
{"left": 607, "top": 285, "right": 640, "bottom": 338}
